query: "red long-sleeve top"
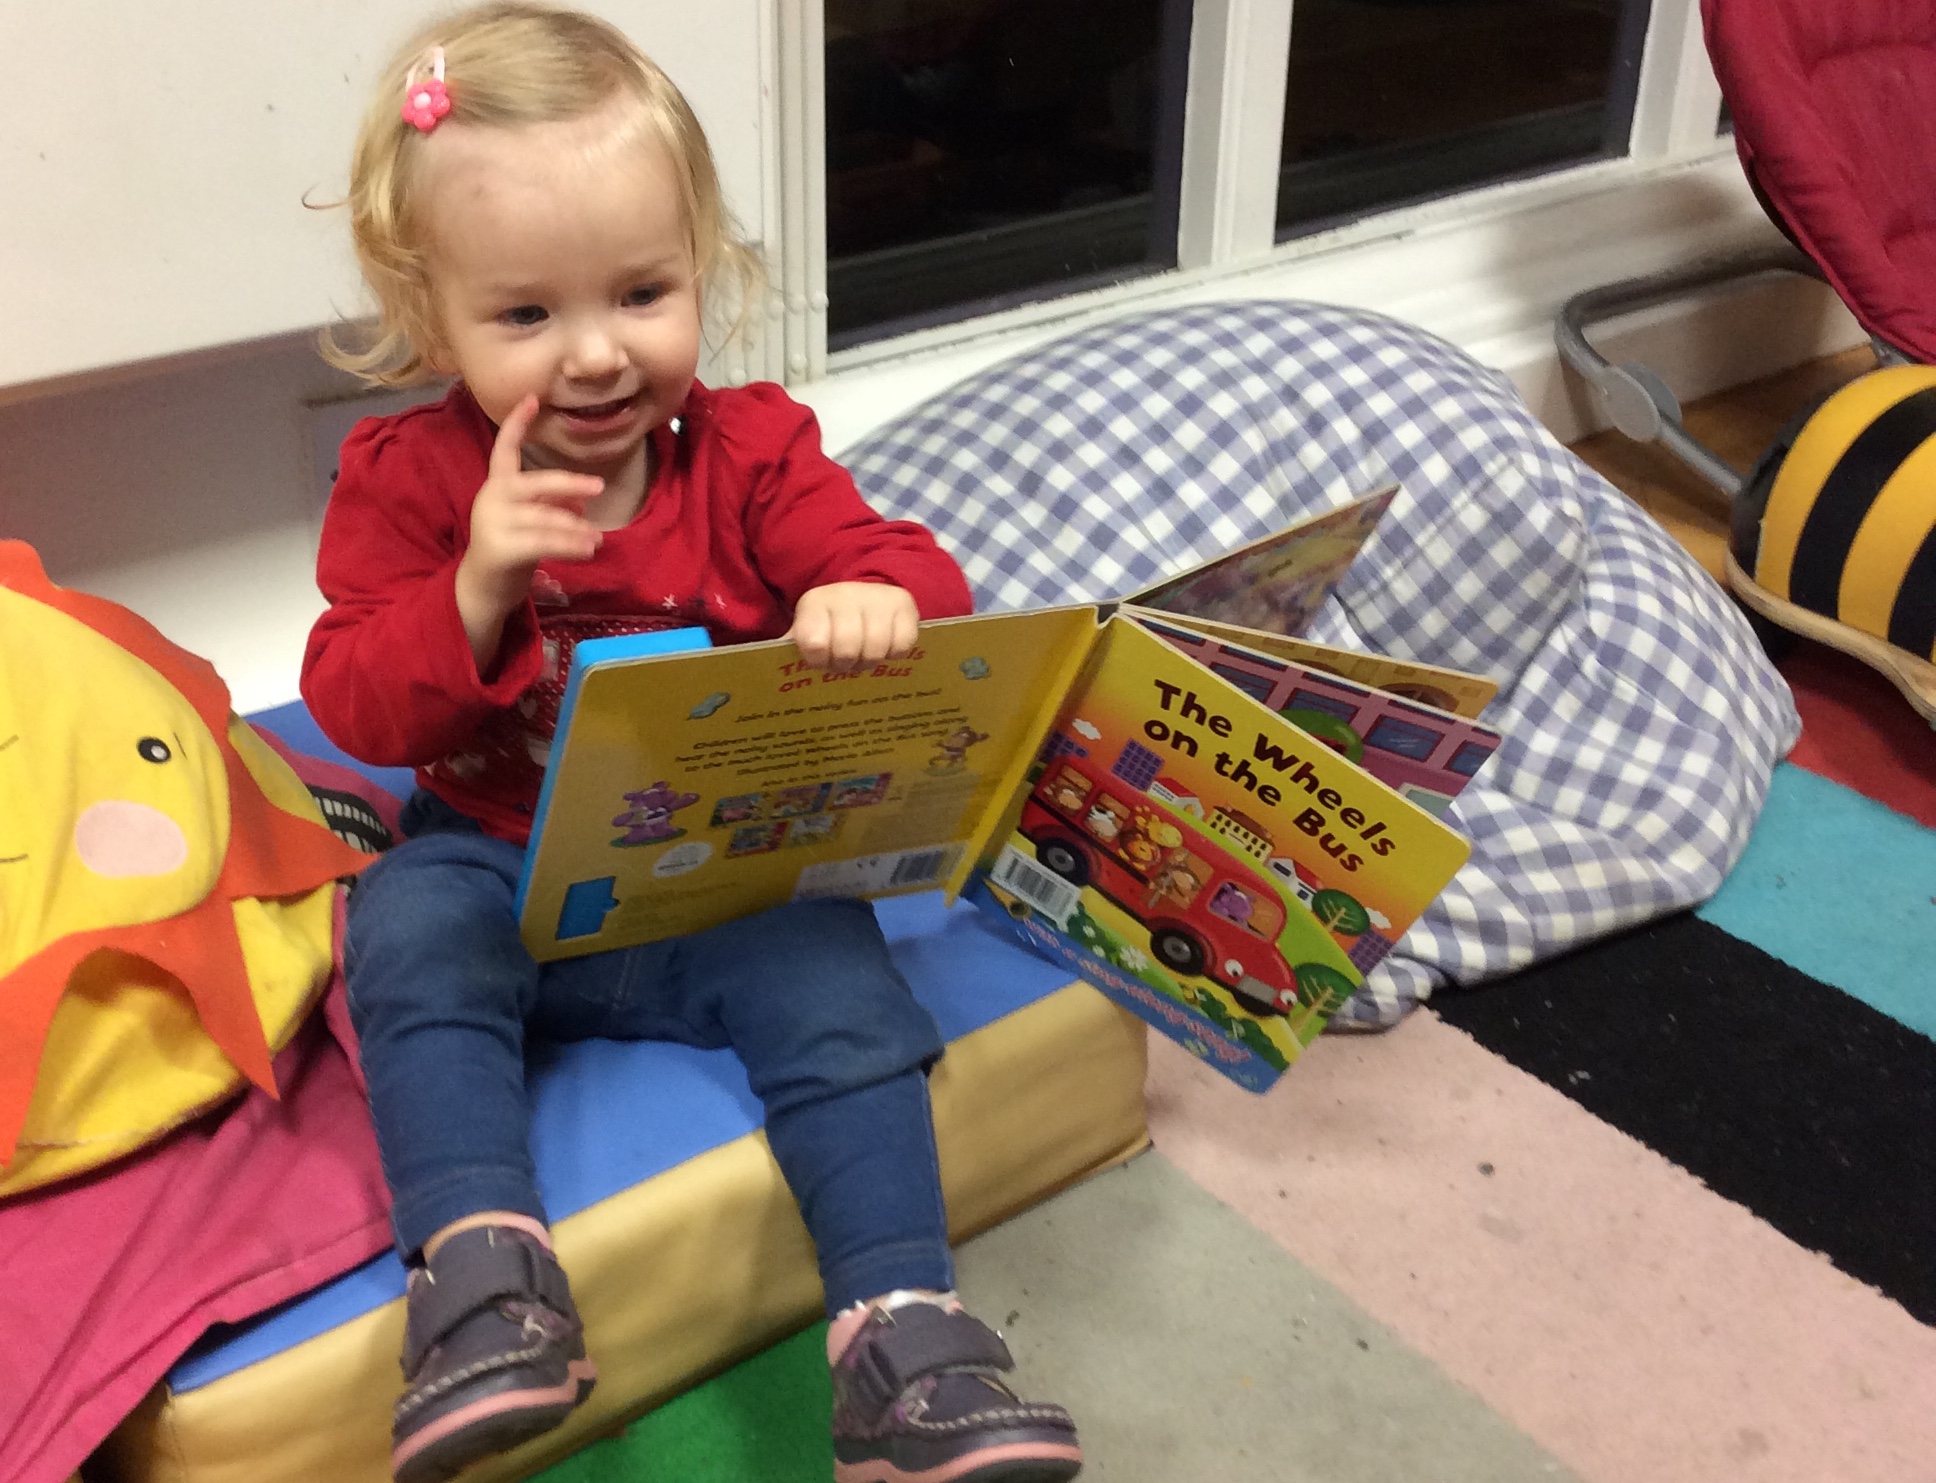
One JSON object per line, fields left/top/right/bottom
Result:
{"left": 301, "top": 380, "right": 972, "bottom": 844}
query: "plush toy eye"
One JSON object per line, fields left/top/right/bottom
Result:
{"left": 137, "top": 737, "right": 172, "bottom": 764}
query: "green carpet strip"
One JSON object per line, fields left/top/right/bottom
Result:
{"left": 537, "top": 1324, "right": 833, "bottom": 1482}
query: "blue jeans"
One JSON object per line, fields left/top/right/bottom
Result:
{"left": 343, "top": 793, "right": 953, "bottom": 1313}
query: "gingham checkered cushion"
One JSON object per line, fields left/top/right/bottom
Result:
{"left": 843, "top": 301, "right": 1800, "bottom": 1026}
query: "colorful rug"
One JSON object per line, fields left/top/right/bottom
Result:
{"left": 1432, "top": 637, "right": 1935, "bottom": 1326}
{"left": 1152, "top": 635, "right": 1936, "bottom": 1483}
{"left": 531, "top": 637, "right": 1933, "bottom": 1483}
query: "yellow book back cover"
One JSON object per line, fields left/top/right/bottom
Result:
{"left": 517, "top": 607, "right": 1098, "bottom": 959}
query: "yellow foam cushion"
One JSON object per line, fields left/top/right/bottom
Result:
{"left": 102, "top": 983, "right": 1148, "bottom": 1483}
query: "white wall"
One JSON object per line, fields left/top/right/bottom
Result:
{"left": 0, "top": 1, "right": 768, "bottom": 396}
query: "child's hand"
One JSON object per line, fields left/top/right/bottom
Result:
{"left": 787, "top": 582, "right": 919, "bottom": 671}
{"left": 454, "top": 395, "right": 604, "bottom": 669}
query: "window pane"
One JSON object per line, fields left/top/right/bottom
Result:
{"left": 1277, "top": 0, "right": 1650, "bottom": 237}
{"left": 1210, "top": 662, "right": 1280, "bottom": 702}
{"left": 1448, "top": 740, "right": 1495, "bottom": 776}
{"left": 1286, "top": 688, "right": 1360, "bottom": 722}
{"left": 825, "top": 0, "right": 1187, "bottom": 346}
{"left": 1363, "top": 713, "right": 1444, "bottom": 760}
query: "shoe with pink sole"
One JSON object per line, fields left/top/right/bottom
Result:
{"left": 831, "top": 1299, "right": 1082, "bottom": 1483}
{"left": 390, "top": 1225, "right": 597, "bottom": 1483}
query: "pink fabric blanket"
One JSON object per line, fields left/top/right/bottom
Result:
{"left": 0, "top": 745, "right": 396, "bottom": 1483}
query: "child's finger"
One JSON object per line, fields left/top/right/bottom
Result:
{"left": 527, "top": 532, "right": 601, "bottom": 564}
{"left": 816, "top": 607, "right": 847, "bottom": 669}
{"left": 551, "top": 529, "right": 602, "bottom": 561}
{"left": 497, "top": 507, "right": 601, "bottom": 564}
{"left": 787, "top": 606, "right": 829, "bottom": 668}
{"left": 862, "top": 605, "right": 899, "bottom": 666}
{"left": 519, "top": 469, "right": 606, "bottom": 507}
{"left": 826, "top": 607, "right": 865, "bottom": 670}
{"left": 530, "top": 504, "right": 603, "bottom": 544}
{"left": 887, "top": 603, "right": 919, "bottom": 659}
{"left": 491, "top": 498, "right": 594, "bottom": 540}
{"left": 489, "top": 395, "right": 542, "bottom": 477}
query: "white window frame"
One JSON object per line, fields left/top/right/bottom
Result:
{"left": 765, "top": 0, "right": 1853, "bottom": 445}
{"left": 1175, "top": 0, "right": 1295, "bottom": 271}
{"left": 1627, "top": 0, "right": 1728, "bottom": 159}
{"left": 713, "top": 0, "right": 821, "bottom": 389}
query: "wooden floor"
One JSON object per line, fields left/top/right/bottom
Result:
{"left": 1566, "top": 346, "right": 1876, "bottom": 579}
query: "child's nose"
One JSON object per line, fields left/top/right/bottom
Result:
{"left": 563, "top": 321, "right": 625, "bottom": 378}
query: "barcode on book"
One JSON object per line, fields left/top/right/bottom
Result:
{"left": 888, "top": 848, "right": 950, "bottom": 887}
{"left": 990, "top": 846, "right": 1081, "bottom": 928}
{"left": 794, "top": 844, "right": 963, "bottom": 901}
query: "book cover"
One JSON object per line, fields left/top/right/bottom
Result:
{"left": 972, "top": 616, "right": 1472, "bottom": 1090}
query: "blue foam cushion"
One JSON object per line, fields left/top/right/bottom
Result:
{"left": 249, "top": 700, "right": 419, "bottom": 804}
{"left": 173, "top": 711, "right": 1077, "bottom": 1392}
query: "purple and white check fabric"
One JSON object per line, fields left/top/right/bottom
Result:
{"left": 842, "top": 301, "right": 1800, "bottom": 1027}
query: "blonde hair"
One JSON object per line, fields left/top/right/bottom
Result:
{"left": 322, "top": 1, "right": 761, "bottom": 386}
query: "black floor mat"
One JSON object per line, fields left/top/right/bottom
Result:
{"left": 1434, "top": 911, "right": 1936, "bottom": 1325}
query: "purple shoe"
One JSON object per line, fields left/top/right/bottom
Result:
{"left": 831, "top": 1301, "right": 1082, "bottom": 1483}
{"left": 389, "top": 1226, "right": 597, "bottom": 1483}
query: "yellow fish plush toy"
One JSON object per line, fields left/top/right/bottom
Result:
{"left": 0, "top": 542, "right": 373, "bottom": 1191}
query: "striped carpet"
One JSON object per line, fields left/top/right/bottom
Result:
{"left": 1153, "top": 635, "right": 1936, "bottom": 1483}
{"left": 533, "top": 635, "right": 1933, "bottom": 1483}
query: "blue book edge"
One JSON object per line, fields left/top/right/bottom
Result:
{"left": 511, "top": 626, "right": 712, "bottom": 920}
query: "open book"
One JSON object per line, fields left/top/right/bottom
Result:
{"left": 513, "top": 489, "right": 1499, "bottom": 1090}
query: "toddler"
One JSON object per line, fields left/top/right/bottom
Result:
{"left": 303, "top": 6, "right": 1082, "bottom": 1481}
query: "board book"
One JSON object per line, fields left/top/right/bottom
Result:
{"left": 514, "top": 490, "right": 1501, "bottom": 1090}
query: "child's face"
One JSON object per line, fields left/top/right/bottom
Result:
{"left": 420, "top": 107, "right": 702, "bottom": 483}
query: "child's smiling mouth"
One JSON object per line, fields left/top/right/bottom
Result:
{"left": 554, "top": 394, "right": 636, "bottom": 428}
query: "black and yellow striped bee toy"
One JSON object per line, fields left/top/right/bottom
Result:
{"left": 1730, "top": 365, "right": 1936, "bottom": 724}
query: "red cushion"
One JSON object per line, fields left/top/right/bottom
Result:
{"left": 1703, "top": 0, "right": 1936, "bottom": 362}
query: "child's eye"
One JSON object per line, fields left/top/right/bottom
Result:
{"left": 624, "top": 285, "right": 663, "bottom": 307}
{"left": 500, "top": 305, "right": 548, "bottom": 328}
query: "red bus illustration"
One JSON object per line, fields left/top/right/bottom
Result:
{"left": 1018, "top": 757, "right": 1316, "bottom": 1017}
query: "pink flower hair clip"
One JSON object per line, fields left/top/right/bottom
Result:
{"left": 401, "top": 47, "right": 451, "bottom": 133}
